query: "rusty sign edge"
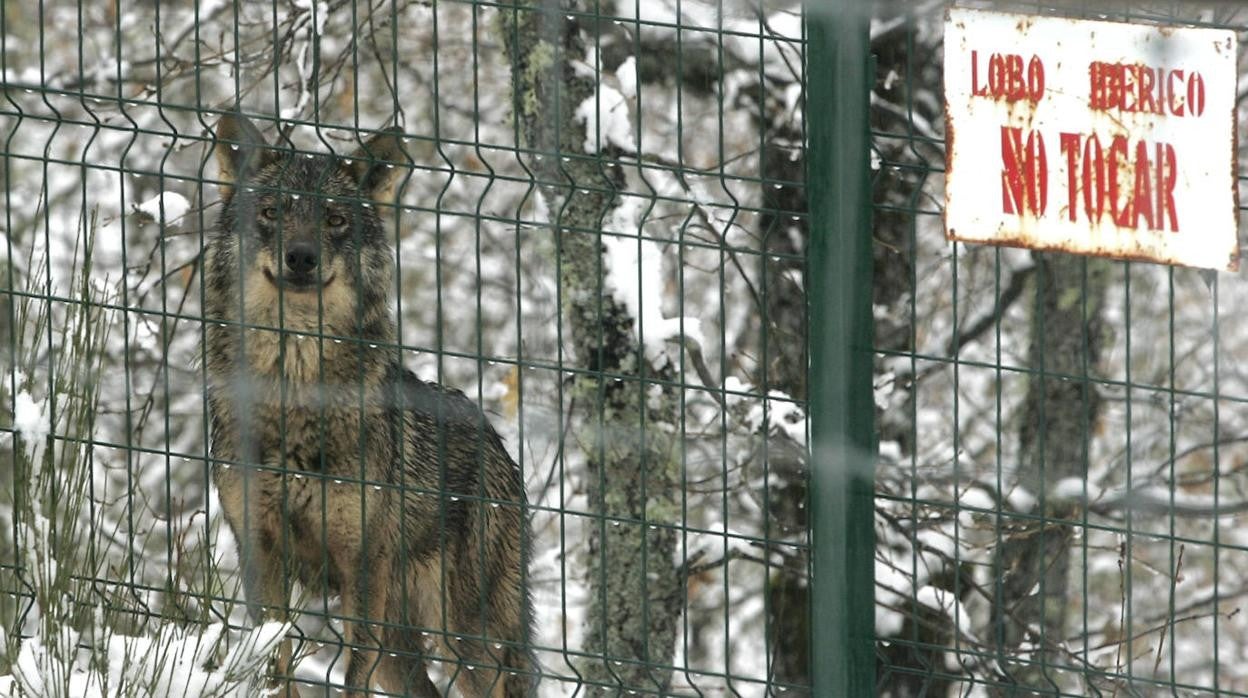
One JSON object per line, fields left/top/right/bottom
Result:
{"left": 943, "top": 8, "right": 1240, "bottom": 272}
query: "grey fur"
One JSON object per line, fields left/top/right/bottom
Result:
{"left": 203, "top": 114, "right": 534, "bottom": 698}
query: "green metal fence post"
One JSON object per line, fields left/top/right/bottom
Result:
{"left": 807, "top": 0, "right": 876, "bottom": 694}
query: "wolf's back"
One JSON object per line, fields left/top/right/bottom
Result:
{"left": 388, "top": 364, "right": 536, "bottom": 694}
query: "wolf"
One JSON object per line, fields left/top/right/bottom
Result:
{"left": 202, "top": 113, "right": 533, "bottom": 697}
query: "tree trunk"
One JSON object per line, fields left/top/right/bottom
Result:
{"left": 994, "top": 252, "right": 1108, "bottom": 692}
{"left": 756, "top": 112, "right": 812, "bottom": 695}
{"left": 499, "top": 3, "right": 683, "bottom": 693}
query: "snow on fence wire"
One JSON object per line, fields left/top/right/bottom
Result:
{"left": 0, "top": 0, "right": 811, "bottom": 695}
{"left": 873, "top": 1, "right": 1248, "bottom": 695}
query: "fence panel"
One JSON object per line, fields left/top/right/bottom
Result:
{"left": 0, "top": 0, "right": 811, "bottom": 695}
{"left": 873, "top": 2, "right": 1248, "bottom": 695}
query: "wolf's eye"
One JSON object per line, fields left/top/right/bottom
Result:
{"left": 326, "top": 213, "right": 347, "bottom": 227}
{"left": 261, "top": 207, "right": 278, "bottom": 221}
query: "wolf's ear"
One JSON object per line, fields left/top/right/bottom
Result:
{"left": 344, "top": 128, "right": 410, "bottom": 205}
{"left": 214, "top": 113, "right": 271, "bottom": 196}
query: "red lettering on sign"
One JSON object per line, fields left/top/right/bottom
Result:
{"left": 1108, "top": 135, "right": 1130, "bottom": 226}
{"left": 972, "top": 51, "right": 1044, "bottom": 102}
{"left": 1089, "top": 61, "right": 1204, "bottom": 117}
{"left": 1131, "top": 140, "right": 1153, "bottom": 229}
{"left": 1026, "top": 55, "right": 1045, "bottom": 101}
{"left": 1061, "top": 133, "right": 1107, "bottom": 224}
{"left": 1061, "top": 133, "right": 1080, "bottom": 222}
{"left": 1001, "top": 126, "right": 1047, "bottom": 216}
{"left": 1167, "top": 70, "right": 1185, "bottom": 115}
{"left": 1082, "top": 135, "right": 1107, "bottom": 224}
{"left": 1156, "top": 142, "right": 1178, "bottom": 232}
{"left": 1188, "top": 72, "right": 1205, "bottom": 117}
{"left": 1137, "top": 68, "right": 1156, "bottom": 114}
{"left": 1059, "top": 132, "right": 1180, "bottom": 232}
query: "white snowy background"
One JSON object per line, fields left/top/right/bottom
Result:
{"left": 0, "top": 0, "right": 807, "bottom": 696}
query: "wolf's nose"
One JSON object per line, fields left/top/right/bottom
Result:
{"left": 285, "top": 241, "right": 320, "bottom": 274}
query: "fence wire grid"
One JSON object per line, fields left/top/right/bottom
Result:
{"left": 0, "top": 0, "right": 810, "bottom": 696}
{"left": 873, "top": 1, "right": 1248, "bottom": 696}
{"left": 8, "top": 0, "right": 1247, "bottom": 696}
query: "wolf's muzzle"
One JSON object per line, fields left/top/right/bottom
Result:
{"left": 262, "top": 240, "right": 334, "bottom": 291}
{"left": 285, "top": 240, "right": 320, "bottom": 274}
{"left": 263, "top": 266, "right": 335, "bottom": 292}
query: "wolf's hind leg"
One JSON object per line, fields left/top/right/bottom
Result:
{"left": 375, "top": 650, "right": 442, "bottom": 697}
{"left": 370, "top": 579, "right": 443, "bottom": 696}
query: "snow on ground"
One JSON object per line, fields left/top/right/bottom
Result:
{"left": 0, "top": 622, "right": 288, "bottom": 697}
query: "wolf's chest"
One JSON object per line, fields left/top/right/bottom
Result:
{"left": 242, "top": 328, "right": 342, "bottom": 384}
{"left": 250, "top": 398, "right": 380, "bottom": 476}
{"left": 213, "top": 465, "right": 389, "bottom": 594}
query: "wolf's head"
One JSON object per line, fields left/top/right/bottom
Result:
{"left": 205, "top": 114, "right": 408, "bottom": 340}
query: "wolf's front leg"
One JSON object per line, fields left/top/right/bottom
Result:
{"left": 340, "top": 545, "right": 393, "bottom": 697}
{"left": 225, "top": 482, "right": 303, "bottom": 698}
{"left": 236, "top": 537, "right": 303, "bottom": 698}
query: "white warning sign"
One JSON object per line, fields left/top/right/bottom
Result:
{"left": 944, "top": 8, "right": 1239, "bottom": 271}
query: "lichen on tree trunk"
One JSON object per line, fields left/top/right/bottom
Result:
{"left": 498, "top": 1, "right": 683, "bottom": 692}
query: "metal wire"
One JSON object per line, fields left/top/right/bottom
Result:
{"left": 0, "top": 0, "right": 811, "bottom": 695}
{"left": 873, "top": 1, "right": 1248, "bottom": 695}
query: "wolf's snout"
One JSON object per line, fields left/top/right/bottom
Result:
{"left": 285, "top": 241, "right": 320, "bottom": 274}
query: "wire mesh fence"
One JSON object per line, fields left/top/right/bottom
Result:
{"left": 11, "top": 0, "right": 1246, "bottom": 696}
{"left": 0, "top": 0, "right": 810, "bottom": 695}
{"left": 873, "top": 1, "right": 1248, "bottom": 695}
